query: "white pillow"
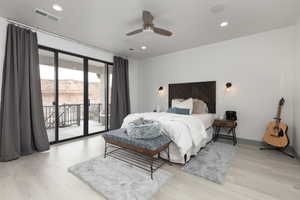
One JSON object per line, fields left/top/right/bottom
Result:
{"left": 192, "top": 99, "right": 209, "bottom": 114}
{"left": 172, "top": 98, "right": 193, "bottom": 114}
{"left": 171, "top": 99, "right": 184, "bottom": 107}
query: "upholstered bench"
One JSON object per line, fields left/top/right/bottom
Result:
{"left": 102, "top": 128, "right": 171, "bottom": 179}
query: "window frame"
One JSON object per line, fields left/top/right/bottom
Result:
{"left": 38, "top": 45, "right": 113, "bottom": 144}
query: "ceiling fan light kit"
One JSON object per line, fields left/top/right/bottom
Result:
{"left": 126, "top": 10, "right": 172, "bottom": 37}
{"left": 52, "top": 4, "right": 63, "bottom": 12}
{"left": 220, "top": 21, "right": 229, "bottom": 27}
{"left": 143, "top": 26, "right": 153, "bottom": 32}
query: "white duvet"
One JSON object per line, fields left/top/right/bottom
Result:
{"left": 121, "top": 112, "right": 208, "bottom": 156}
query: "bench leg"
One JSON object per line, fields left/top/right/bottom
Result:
{"left": 167, "top": 146, "right": 170, "bottom": 161}
{"left": 104, "top": 141, "right": 107, "bottom": 158}
{"left": 150, "top": 156, "right": 154, "bottom": 180}
{"left": 167, "top": 145, "right": 172, "bottom": 166}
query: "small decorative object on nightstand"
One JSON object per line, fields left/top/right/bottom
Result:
{"left": 213, "top": 119, "right": 237, "bottom": 145}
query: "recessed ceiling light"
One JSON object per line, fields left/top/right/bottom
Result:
{"left": 141, "top": 46, "right": 147, "bottom": 50}
{"left": 220, "top": 21, "right": 229, "bottom": 27}
{"left": 52, "top": 4, "right": 63, "bottom": 12}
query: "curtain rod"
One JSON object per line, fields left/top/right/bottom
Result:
{"left": 6, "top": 18, "right": 113, "bottom": 53}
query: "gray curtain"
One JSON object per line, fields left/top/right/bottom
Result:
{"left": 0, "top": 24, "right": 49, "bottom": 162}
{"left": 110, "top": 56, "right": 130, "bottom": 129}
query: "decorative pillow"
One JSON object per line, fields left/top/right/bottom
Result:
{"left": 204, "top": 104, "right": 209, "bottom": 113}
{"left": 171, "top": 99, "right": 184, "bottom": 107}
{"left": 192, "top": 99, "right": 209, "bottom": 114}
{"left": 172, "top": 98, "right": 193, "bottom": 114}
{"left": 167, "top": 107, "right": 176, "bottom": 113}
{"left": 167, "top": 107, "right": 190, "bottom": 115}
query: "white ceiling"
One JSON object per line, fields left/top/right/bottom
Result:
{"left": 0, "top": 0, "right": 299, "bottom": 59}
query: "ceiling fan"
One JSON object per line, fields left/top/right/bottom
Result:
{"left": 126, "top": 10, "right": 172, "bottom": 37}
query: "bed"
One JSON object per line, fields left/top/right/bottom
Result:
{"left": 121, "top": 81, "right": 216, "bottom": 164}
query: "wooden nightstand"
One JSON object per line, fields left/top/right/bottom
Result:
{"left": 213, "top": 119, "right": 237, "bottom": 145}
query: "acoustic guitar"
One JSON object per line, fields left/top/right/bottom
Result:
{"left": 262, "top": 98, "right": 289, "bottom": 148}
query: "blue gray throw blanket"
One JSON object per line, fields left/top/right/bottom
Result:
{"left": 126, "top": 118, "right": 162, "bottom": 139}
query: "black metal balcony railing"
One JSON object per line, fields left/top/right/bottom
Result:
{"left": 43, "top": 103, "right": 102, "bottom": 129}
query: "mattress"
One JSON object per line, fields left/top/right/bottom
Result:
{"left": 160, "top": 113, "right": 215, "bottom": 164}
{"left": 160, "top": 126, "right": 214, "bottom": 164}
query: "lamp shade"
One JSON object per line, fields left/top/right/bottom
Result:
{"left": 226, "top": 82, "right": 232, "bottom": 88}
{"left": 225, "top": 82, "right": 232, "bottom": 92}
{"left": 157, "top": 86, "right": 164, "bottom": 96}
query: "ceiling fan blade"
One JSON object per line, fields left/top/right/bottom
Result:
{"left": 143, "top": 10, "right": 153, "bottom": 25}
{"left": 153, "top": 27, "right": 172, "bottom": 36}
{"left": 126, "top": 29, "right": 143, "bottom": 36}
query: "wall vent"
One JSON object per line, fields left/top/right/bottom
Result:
{"left": 47, "top": 14, "right": 59, "bottom": 21}
{"left": 34, "top": 9, "right": 60, "bottom": 21}
{"left": 35, "top": 9, "right": 48, "bottom": 16}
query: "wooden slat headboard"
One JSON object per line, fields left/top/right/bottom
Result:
{"left": 168, "top": 81, "right": 216, "bottom": 113}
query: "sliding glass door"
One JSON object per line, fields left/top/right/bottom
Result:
{"left": 58, "top": 53, "right": 84, "bottom": 140}
{"left": 88, "top": 60, "right": 107, "bottom": 133}
{"left": 39, "top": 49, "right": 56, "bottom": 143}
{"left": 38, "top": 46, "right": 112, "bottom": 143}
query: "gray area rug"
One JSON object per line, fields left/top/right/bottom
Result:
{"left": 182, "top": 141, "right": 236, "bottom": 184}
{"left": 68, "top": 156, "right": 173, "bottom": 200}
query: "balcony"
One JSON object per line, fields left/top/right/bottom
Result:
{"left": 43, "top": 103, "right": 107, "bottom": 141}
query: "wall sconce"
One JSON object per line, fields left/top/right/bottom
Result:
{"left": 225, "top": 82, "right": 232, "bottom": 92}
{"left": 157, "top": 86, "right": 164, "bottom": 96}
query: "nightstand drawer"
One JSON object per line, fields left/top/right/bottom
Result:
{"left": 213, "top": 120, "right": 236, "bottom": 127}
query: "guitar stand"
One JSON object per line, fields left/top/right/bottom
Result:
{"left": 260, "top": 146, "right": 295, "bottom": 159}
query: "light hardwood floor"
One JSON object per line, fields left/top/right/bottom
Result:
{"left": 0, "top": 135, "right": 300, "bottom": 200}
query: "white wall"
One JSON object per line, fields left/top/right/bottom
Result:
{"left": 128, "top": 59, "right": 141, "bottom": 113}
{"left": 293, "top": 17, "right": 300, "bottom": 155}
{"left": 135, "top": 27, "right": 296, "bottom": 142}
{"left": 37, "top": 32, "right": 113, "bottom": 63}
